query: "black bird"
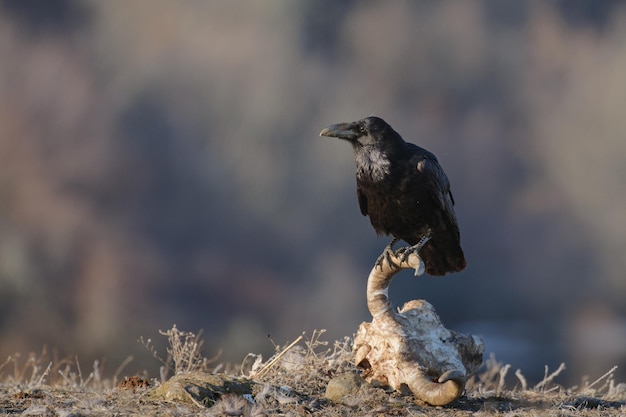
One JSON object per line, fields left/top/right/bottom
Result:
{"left": 320, "top": 116, "right": 466, "bottom": 276}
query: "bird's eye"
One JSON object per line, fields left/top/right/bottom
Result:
{"left": 359, "top": 125, "right": 366, "bottom": 134}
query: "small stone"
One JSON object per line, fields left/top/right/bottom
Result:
{"left": 325, "top": 373, "right": 365, "bottom": 402}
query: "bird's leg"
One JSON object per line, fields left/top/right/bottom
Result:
{"left": 396, "top": 234, "right": 431, "bottom": 276}
{"left": 375, "top": 238, "right": 401, "bottom": 269}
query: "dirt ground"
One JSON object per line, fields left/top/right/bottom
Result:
{"left": 1, "top": 329, "right": 624, "bottom": 416}
{"left": 1, "top": 382, "right": 625, "bottom": 416}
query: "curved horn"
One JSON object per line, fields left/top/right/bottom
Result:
{"left": 366, "top": 250, "right": 424, "bottom": 320}
{"left": 404, "top": 369, "right": 465, "bottom": 406}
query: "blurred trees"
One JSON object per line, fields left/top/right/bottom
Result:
{"left": 0, "top": 1, "right": 624, "bottom": 382}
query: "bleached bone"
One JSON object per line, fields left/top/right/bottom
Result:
{"left": 353, "top": 249, "right": 483, "bottom": 406}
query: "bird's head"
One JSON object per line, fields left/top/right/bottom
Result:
{"left": 319, "top": 116, "right": 400, "bottom": 149}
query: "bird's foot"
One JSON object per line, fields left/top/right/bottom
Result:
{"left": 375, "top": 238, "right": 401, "bottom": 269}
{"left": 396, "top": 235, "right": 431, "bottom": 276}
{"left": 397, "top": 235, "right": 430, "bottom": 262}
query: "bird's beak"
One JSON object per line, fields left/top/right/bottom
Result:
{"left": 319, "top": 122, "right": 360, "bottom": 141}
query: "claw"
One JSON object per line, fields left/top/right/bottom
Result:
{"left": 397, "top": 235, "right": 430, "bottom": 263}
{"left": 376, "top": 235, "right": 430, "bottom": 275}
{"left": 375, "top": 238, "right": 400, "bottom": 269}
{"left": 397, "top": 235, "right": 431, "bottom": 276}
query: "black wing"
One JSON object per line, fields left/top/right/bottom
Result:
{"left": 413, "top": 152, "right": 459, "bottom": 231}
{"left": 412, "top": 150, "right": 466, "bottom": 275}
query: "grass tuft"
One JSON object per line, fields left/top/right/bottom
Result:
{"left": 140, "top": 324, "right": 221, "bottom": 381}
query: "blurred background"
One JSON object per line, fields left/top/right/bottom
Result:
{"left": 1, "top": 0, "right": 625, "bottom": 385}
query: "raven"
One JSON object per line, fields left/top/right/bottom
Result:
{"left": 320, "top": 116, "right": 466, "bottom": 276}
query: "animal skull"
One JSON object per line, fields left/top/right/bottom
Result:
{"left": 353, "top": 249, "right": 483, "bottom": 406}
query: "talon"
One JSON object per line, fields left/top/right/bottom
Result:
{"left": 397, "top": 236, "right": 430, "bottom": 263}
{"left": 396, "top": 235, "right": 431, "bottom": 275}
{"left": 376, "top": 238, "right": 400, "bottom": 269}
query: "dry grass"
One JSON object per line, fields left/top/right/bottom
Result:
{"left": 1, "top": 327, "right": 624, "bottom": 416}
